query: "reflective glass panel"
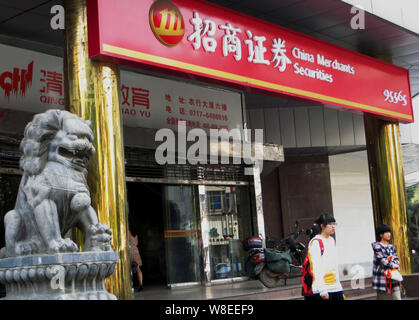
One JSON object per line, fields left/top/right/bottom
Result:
{"left": 206, "top": 186, "right": 252, "bottom": 281}
{"left": 163, "top": 185, "right": 201, "bottom": 285}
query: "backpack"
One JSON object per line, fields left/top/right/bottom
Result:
{"left": 301, "top": 238, "right": 324, "bottom": 296}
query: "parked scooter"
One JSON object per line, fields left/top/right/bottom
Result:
{"left": 243, "top": 221, "right": 306, "bottom": 288}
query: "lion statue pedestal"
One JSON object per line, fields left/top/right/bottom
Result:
{"left": 0, "top": 110, "right": 119, "bottom": 300}
{"left": 0, "top": 252, "right": 117, "bottom": 300}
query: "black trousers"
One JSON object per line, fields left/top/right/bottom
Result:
{"left": 304, "top": 291, "right": 344, "bottom": 301}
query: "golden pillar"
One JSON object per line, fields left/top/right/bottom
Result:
{"left": 64, "top": 0, "right": 132, "bottom": 299}
{"left": 364, "top": 115, "right": 412, "bottom": 274}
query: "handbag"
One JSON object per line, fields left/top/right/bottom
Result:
{"left": 131, "top": 261, "right": 138, "bottom": 273}
{"left": 384, "top": 255, "right": 403, "bottom": 294}
{"left": 386, "top": 255, "right": 403, "bottom": 281}
{"left": 388, "top": 269, "right": 403, "bottom": 282}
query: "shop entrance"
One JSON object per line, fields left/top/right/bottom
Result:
{"left": 127, "top": 182, "right": 202, "bottom": 288}
{"left": 0, "top": 174, "right": 21, "bottom": 250}
{"left": 0, "top": 173, "right": 21, "bottom": 298}
{"left": 127, "top": 182, "right": 167, "bottom": 286}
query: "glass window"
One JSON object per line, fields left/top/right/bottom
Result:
{"left": 206, "top": 186, "right": 253, "bottom": 281}
{"left": 208, "top": 191, "right": 223, "bottom": 211}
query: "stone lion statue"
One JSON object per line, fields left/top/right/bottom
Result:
{"left": 0, "top": 109, "right": 112, "bottom": 258}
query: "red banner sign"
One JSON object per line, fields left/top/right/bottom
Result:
{"left": 87, "top": 0, "right": 414, "bottom": 122}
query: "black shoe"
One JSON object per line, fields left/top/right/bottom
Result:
{"left": 137, "top": 286, "right": 143, "bottom": 292}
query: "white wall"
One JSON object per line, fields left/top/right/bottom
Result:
{"left": 400, "top": 95, "right": 419, "bottom": 144}
{"left": 329, "top": 151, "right": 376, "bottom": 281}
{"left": 342, "top": 0, "right": 419, "bottom": 35}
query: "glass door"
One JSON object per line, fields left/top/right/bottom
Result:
{"left": 163, "top": 185, "right": 201, "bottom": 285}
{"left": 205, "top": 186, "right": 252, "bottom": 281}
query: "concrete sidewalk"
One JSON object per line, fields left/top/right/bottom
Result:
{"left": 133, "top": 278, "right": 302, "bottom": 300}
{"left": 132, "top": 277, "right": 418, "bottom": 300}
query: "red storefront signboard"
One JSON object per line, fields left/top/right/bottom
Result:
{"left": 0, "top": 43, "right": 242, "bottom": 132}
{"left": 86, "top": 0, "right": 414, "bottom": 123}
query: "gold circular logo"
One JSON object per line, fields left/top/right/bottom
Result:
{"left": 149, "top": 0, "right": 185, "bottom": 47}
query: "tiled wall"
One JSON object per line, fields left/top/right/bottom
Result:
{"left": 246, "top": 106, "right": 366, "bottom": 148}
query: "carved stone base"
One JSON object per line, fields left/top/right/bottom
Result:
{"left": 0, "top": 251, "right": 118, "bottom": 300}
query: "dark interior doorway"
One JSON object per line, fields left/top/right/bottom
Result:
{"left": 127, "top": 182, "right": 167, "bottom": 287}
{"left": 0, "top": 174, "right": 21, "bottom": 298}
